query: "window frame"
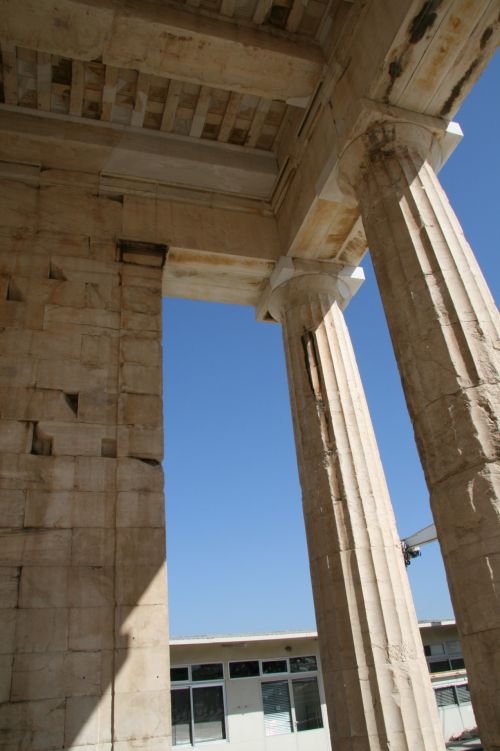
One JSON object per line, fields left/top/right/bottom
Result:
{"left": 423, "top": 640, "right": 465, "bottom": 674}
{"left": 260, "top": 660, "right": 325, "bottom": 737}
{"left": 171, "top": 663, "right": 228, "bottom": 747}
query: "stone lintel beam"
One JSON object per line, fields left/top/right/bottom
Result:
{"left": 277, "top": 98, "right": 462, "bottom": 262}
{"left": 0, "top": 107, "right": 277, "bottom": 200}
{"left": 0, "top": 0, "right": 324, "bottom": 103}
{"left": 256, "top": 257, "right": 364, "bottom": 322}
{"left": 338, "top": 118, "right": 500, "bottom": 749}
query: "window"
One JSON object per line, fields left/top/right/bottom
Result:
{"left": 290, "top": 655, "right": 318, "bottom": 673}
{"left": 292, "top": 678, "right": 323, "bottom": 731}
{"left": 434, "top": 683, "right": 471, "bottom": 709}
{"left": 423, "top": 640, "right": 465, "bottom": 673}
{"left": 171, "top": 664, "right": 226, "bottom": 746}
{"left": 260, "top": 656, "right": 323, "bottom": 737}
{"left": 229, "top": 661, "right": 260, "bottom": 679}
{"left": 262, "top": 680, "right": 293, "bottom": 736}
{"left": 262, "top": 659, "right": 287, "bottom": 675}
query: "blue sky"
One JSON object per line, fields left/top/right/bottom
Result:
{"left": 163, "top": 52, "right": 499, "bottom": 637}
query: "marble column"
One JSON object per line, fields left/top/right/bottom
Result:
{"left": 267, "top": 266, "right": 444, "bottom": 751}
{"left": 339, "top": 121, "right": 500, "bottom": 750}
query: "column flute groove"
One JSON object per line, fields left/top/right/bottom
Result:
{"left": 266, "top": 269, "right": 444, "bottom": 751}
{"left": 339, "top": 120, "right": 500, "bottom": 749}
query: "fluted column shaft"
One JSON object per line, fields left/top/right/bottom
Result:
{"left": 269, "top": 273, "right": 443, "bottom": 751}
{"left": 341, "top": 122, "right": 500, "bottom": 750}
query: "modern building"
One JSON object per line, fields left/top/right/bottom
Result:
{"left": 169, "top": 621, "right": 477, "bottom": 749}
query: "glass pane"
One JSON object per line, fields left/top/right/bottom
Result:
{"left": 429, "top": 643, "right": 445, "bottom": 656}
{"left": 290, "top": 656, "right": 318, "bottom": 673}
{"left": 429, "top": 659, "right": 451, "bottom": 673}
{"left": 423, "top": 645, "right": 431, "bottom": 657}
{"left": 229, "top": 661, "right": 260, "bottom": 678}
{"left": 445, "top": 640, "right": 462, "bottom": 655}
{"left": 435, "top": 686, "right": 457, "bottom": 707}
{"left": 171, "top": 689, "right": 192, "bottom": 746}
{"left": 191, "top": 663, "right": 223, "bottom": 681}
{"left": 456, "top": 684, "right": 471, "bottom": 705}
{"left": 171, "top": 667, "right": 189, "bottom": 683}
{"left": 450, "top": 658, "right": 465, "bottom": 670}
{"left": 192, "top": 686, "right": 226, "bottom": 743}
{"left": 292, "top": 678, "right": 324, "bottom": 731}
{"left": 262, "top": 680, "right": 293, "bottom": 736}
{"left": 262, "top": 660, "right": 288, "bottom": 675}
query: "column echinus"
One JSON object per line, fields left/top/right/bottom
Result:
{"left": 264, "top": 260, "right": 444, "bottom": 750}
{"left": 339, "top": 121, "right": 500, "bottom": 749}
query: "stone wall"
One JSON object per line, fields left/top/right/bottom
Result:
{"left": 0, "top": 171, "right": 170, "bottom": 751}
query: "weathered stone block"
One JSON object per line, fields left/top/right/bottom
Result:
{"left": 65, "top": 695, "right": 112, "bottom": 747}
{"left": 113, "top": 690, "right": 170, "bottom": 742}
{"left": 30, "top": 330, "right": 83, "bottom": 360}
{"left": 0, "top": 654, "right": 12, "bottom": 702}
{"left": 69, "top": 606, "right": 114, "bottom": 651}
{"left": 121, "top": 286, "right": 161, "bottom": 315}
{"left": 0, "top": 489, "right": 25, "bottom": 527}
{"left": 0, "top": 699, "right": 64, "bottom": 751}
{"left": 0, "top": 609, "right": 16, "bottom": 654}
{"left": 25, "top": 490, "right": 114, "bottom": 529}
{"left": 118, "top": 393, "right": 162, "bottom": 427}
{"left": 0, "top": 698, "right": 65, "bottom": 751}
{"left": 0, "top": 567, "right": 20, "bottom": 608}
{"left": 116, "top": 492, "right": 165, "bottom": 528}
{"left": 116, "top": 529, "right": 166, "bottom": 568}
{"left": 0, "top": 300, "right": 45, "bottom": 330}
{"left": 15, "top": 608, "right": 69, "bottom": 654}
{"left": 36, "top": 359, "right": 107, "bottom": 392}
{"left": 40, "top": 421, "right": 114, "bottom": 457}
{"left": 116, "top": 458, "right": 163, "bottom": 492}
{"left": 116, "top": 605, "right": 168, "bottom": 649}
{"left": 44, "top": 305, "right": 121, "bottom": 330}
{"left": 64, "top": 651, "right": 102, "bottom": 697}
{"left": 121, "top": 311, "right": 161, "bottom": 333}
{"left": 72, "top": 529, "right": 115, "bottom": 566}
{"left": 0, "top": 529, "right": 71, "bottom": 566}
{"left": 114, "top": 648, "right": 169, "bottom": 693}
{"left": 38, "top": 186, "right": 122, "bottom": 238}
{"left": 121, "top": 363, "right": 162, "bottom": 395}
{"left": 0, "top": 454, "right": 74, "bottom": 491}
{"left": 11, "top": 652, "right": 64, "bottom": 700}
{"left": 115, "top": 565, "right": 167, "bottom": 606}
{"left": 75, "top": 457, "right": 116, "bottom": 492}
{"left": 19, "top": 566, "right": 69, "bottom": 608}
{"left": 117, "top": 426, "right": 163, "bottom": 460}
{"left": 78, "top": 391, "right": 117, "bottom": 424}
{"left": 69, "top": 566, "right": 114, "bottom": 608}
{"left": 0, "top": 420, "right": 32, "bottom": 453}
{"left": 81, "top": 333, "right": 119, "bottom": 369}
{"left": 120, "top": 335, "right": 161, "bottom": 366}
{"left": 0, "top": 356, "right": 37, "bottom": 387}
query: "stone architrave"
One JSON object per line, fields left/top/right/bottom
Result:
{"left": 266, "top": 264, "right": 444, "bottom": 751}
{"left": 339, "top": 121, "right": 500, "bottom": 750}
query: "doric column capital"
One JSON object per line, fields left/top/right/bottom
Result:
{"left": 256, "top": 257, "right": 364, "bottom": 323}
{"left": 336, "top": 109, "right": 462, "bottom": 202}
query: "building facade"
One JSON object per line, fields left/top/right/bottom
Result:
{"left": 169, "top": 623, "right": 477, "bottom": 750}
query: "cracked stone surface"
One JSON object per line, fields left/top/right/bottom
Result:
{"left": 341, "top": 121, "right": 500, "bottom": 751}
{"left": 269, "top": 272, "right": 444, "bottom": 751}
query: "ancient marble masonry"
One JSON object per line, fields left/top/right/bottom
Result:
{"left": 0, "top": 1, "right": 499, "bottom": 750}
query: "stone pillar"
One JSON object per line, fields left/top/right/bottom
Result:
{"left": 339, "top": 121, "right": 500, "bottom": 750}
{"left": 266, "top": 265, "right": 444, "bottom": 751}
{"left": 0, "top": 176, "right": 171, "bottom": 751}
